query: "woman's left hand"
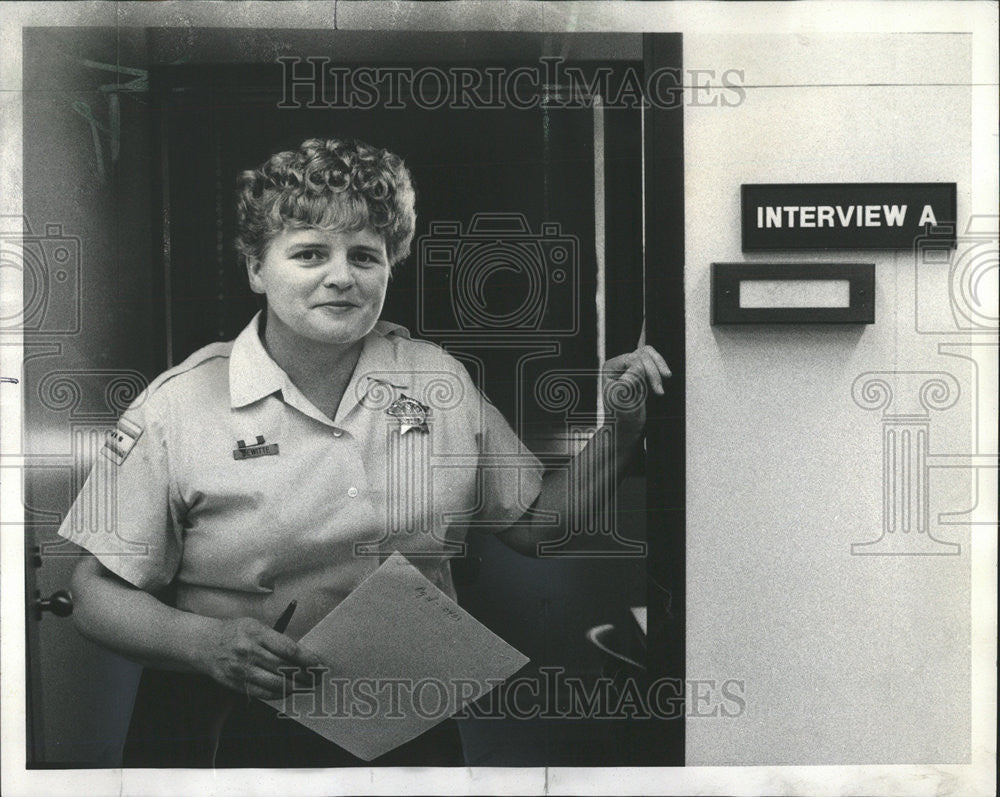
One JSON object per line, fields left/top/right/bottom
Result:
{"left": 601, "top": 342, "right": 671, "bottom": 438}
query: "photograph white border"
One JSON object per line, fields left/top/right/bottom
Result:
{"left": 1, "top": 2, "right": 996, "bottom": 795}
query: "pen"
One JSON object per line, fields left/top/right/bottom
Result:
{"left": 273, "top": 599, "right": 297, "bottom": 633}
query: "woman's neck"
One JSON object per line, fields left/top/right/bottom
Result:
{"left": 260, "top": 311, "right": 365, "bottom": 419}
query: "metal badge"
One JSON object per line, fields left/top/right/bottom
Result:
{"left": 385, "top": 394, "right": 430, "bottom": 435}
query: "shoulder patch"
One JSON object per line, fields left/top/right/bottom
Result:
{"left": 102, "top": 416, "right": 143, "bottom": 465}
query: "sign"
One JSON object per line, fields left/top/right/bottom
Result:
{"left": 711, "top": 263, "right": 875, "bottom": 324}
{"left": 741, "top": 183, "right": 956, "bottom": 250}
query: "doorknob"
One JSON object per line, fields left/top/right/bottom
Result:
{"left": 34, "top": 589, "right": 73, "bottom": 620}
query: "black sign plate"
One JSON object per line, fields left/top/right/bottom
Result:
{"left": 711, "top": 262, "right": 875, "bottom": 325}
{"left": 742, "top": 183, "right": 956, "bottom": 251}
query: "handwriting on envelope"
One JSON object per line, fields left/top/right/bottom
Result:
{"left": 263, "top": 551, "right": 529, "bottom": 761}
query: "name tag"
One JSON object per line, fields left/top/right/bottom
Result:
{"left": 233, "top": 435, "right": 279, "bottom": 460}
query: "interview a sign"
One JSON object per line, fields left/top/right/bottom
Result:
{"left": 741, "top": 183, "right": 957, "bottom": 251}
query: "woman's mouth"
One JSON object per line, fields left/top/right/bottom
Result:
{"left": 317, "top": 301, "right": 358, "bottom": 310}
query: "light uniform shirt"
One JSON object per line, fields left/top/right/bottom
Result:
{"left": 58, "top": 313, "right": 544, "bottom": 639}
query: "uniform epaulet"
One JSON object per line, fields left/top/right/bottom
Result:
{"left": 373, "top": 323, "right": 497, "bottom": 408}
{"left": 376, "top": 321, "right": 452, "bottom": 357}
{"left": 143, "top": 341, "right": 234, "bottom": 396}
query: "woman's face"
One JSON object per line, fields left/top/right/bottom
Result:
{"left": 248, "top": 225, "right": 390, "bottom": 348}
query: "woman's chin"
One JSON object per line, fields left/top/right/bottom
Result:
{"left": 304, "top": 319, "right": 375, "bottom": 347}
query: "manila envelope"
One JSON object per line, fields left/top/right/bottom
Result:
{"left": 264, "top": 551, "right": 529, "bottom": 761}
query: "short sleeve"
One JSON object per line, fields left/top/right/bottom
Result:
{"left": 56, "top": 390, "right": 183, "bottom": 592}
{"left": 459, "top": 372, "right": 545, "bottom": 533}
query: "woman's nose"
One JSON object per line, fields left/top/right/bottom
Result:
{"left": 322, "top": 254, "right": 354, "bottom": 288}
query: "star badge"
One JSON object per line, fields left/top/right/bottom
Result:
{"left": 385, "top": 394, "right": 430, "bottom": 435}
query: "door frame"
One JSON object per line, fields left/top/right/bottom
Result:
{"left": 642, "top": 32, "right": 685, "bottom": 765}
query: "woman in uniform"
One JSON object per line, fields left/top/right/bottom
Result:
{"left": 61, "top": 138, "right": 671, "bottom": 767}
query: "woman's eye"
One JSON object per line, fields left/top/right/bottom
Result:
{"left": 293, "top": 249, "right": 323, "bottom": 263}
{"left": 350, "top": 251, "right": 379, "bottom": 267}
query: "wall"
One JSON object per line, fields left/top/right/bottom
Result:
{"left": 22, "top": 24, "right": 156, "bottom": 764}
{"left": 683, "top": 32, "right": 978, "bottom": 764}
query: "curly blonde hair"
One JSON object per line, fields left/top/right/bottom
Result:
{"left": 235, "top": 138, "right": 417, "bottom": 266}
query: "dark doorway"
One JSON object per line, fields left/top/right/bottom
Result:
{"left": 24, "top": 30, "right": 683, "bottom": 768}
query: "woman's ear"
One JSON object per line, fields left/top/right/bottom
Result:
{"left": 245, "top": 255, "right": 265, "bottom": 294}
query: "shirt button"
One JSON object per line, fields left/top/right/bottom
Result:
{"left": 347, "top": 487, "right": 358, "bottom": 498}
{"left": 333, "top": 429, "right": 343, "bottom": 438}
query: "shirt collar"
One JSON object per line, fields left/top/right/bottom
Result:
{"left": 332, "top": 319, "right": 408, "bottom": 426}
{"left": 229, "top": 312, "right": 286, "bottom": 409}
{"left": 229, "top": 313, "right": 410, "bottom": 420}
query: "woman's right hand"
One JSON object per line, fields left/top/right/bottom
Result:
{"left": 197, "top": 616, "right": 323, "bottom": 700}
